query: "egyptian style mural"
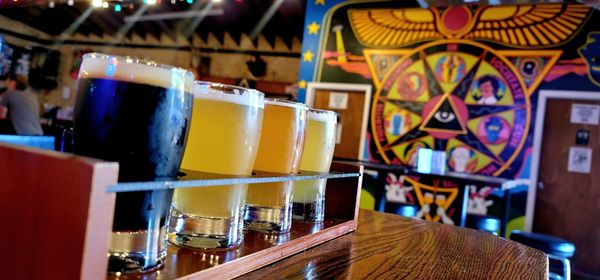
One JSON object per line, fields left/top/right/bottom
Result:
{"left": 299, "top": 1, "right": 599, "bottom": 230}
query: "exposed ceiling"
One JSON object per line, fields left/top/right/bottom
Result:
{"left": 0, "top": 0, "right": 307, "bottom": 48}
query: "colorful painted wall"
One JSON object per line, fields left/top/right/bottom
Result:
{"left": 299, "top": 1, "right": 600, "bottom": 231}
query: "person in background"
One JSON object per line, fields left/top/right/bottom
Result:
{"left": 0, "top": 73, "right": 43, "bottom": 135}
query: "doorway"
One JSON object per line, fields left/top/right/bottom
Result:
{"left": 305, "top": 82, "right": 371, "bottom": 160}
{"left": 528, "top": 90, "right": 600, "bottom": 278}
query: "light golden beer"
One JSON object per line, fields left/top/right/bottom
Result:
{"left": 293, "top": 109, "right": 337, "bottom": 221}
{"left": 168, "top": 82, "right": 264, "bottom": 249}
{"left": 245, "top": 99, "right": 308, "bottom": 232}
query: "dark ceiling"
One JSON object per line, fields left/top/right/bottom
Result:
{"left": 0, "top": 0, "right": 306, "bottom": 48}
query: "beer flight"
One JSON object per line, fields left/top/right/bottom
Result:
{"left": 73, "top": 53, "right": 337, "bottom": 274}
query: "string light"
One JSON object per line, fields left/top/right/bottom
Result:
{"left": 67, "top": 0, "right": 74, "bottom": 5}
{"left": 48, "top": 0, "right": 55, "bottom": 8}
{"left": 102, "top": 1, "right": 108, "bottom": 8}
{"left": 114, "top": 3, "right": 122, "bottom": 12}
{"left": 92, "top": 0, "right": 102, "bottom": 7}
{"left": 186, "top": 0, "right": 193, "bottom": 4}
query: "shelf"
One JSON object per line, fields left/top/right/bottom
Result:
{"left": 107, "top": 169, "right": 361, "bottom": 193}
{"left": 337, "top": 159, "right": 508, "bottom": 186}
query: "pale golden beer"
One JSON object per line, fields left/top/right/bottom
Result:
{"left": 168, "top": 82, "right": 264, "bottom": 249}
{"left": 293, "top": 109, "right": 337, "bottom": 222}
{"left": 245, "top": 99, "right": 308, "bottom": 232}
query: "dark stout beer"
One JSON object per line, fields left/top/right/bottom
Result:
{"left": 73, "top": 54, "right": 193, "bottom": 274}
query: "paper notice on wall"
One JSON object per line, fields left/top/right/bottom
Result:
{"left": 328, "top": 92, "right": 349, "bottom": 109}
{"left": 571, "top": 104, "right": 600, "bottom": 125}
{"left": 336, "top": 123, "right": 343, "bottom": 144}
{"left": 567, "top": 147, "right": 592, "bottom": 174}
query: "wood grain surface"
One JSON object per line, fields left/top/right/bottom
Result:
{"left": 237, "top": 210, "right": 548, "bottom": 280}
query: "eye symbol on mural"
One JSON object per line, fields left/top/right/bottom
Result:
{"left": 379, "top": 58, "right": 388, "bottom": 70}
{"left": 434, "top": 110, "right": 456, "bottom": 123}
{"left": 370, "top": 41, "right": 531, "bottom": 176}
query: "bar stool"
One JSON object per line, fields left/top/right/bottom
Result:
{"left": 466, "top": 214, "right": 500, "bottom": 235}
{"left": 384, "top": 202, "right": 418, "bottom": 218}
{"left": 510, "top": 231, "right": 575, "bottom": 280}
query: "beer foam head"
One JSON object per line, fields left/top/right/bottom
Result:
{"left": 79, "top": 53, "right": 194, "bottom": 92}
{"left": 192, "top": 81, "right": 264, "bottom": 108}
{"left": 265, "top": 99, "right": 309, "bottom": 110}
{"left": 308, "top": 109, "right": 337, "bottom": 123}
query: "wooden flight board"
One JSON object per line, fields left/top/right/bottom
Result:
{"left": 0, "top": 143, "right": 363, "bottom": 280}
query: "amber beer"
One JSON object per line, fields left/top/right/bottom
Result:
{"left": 293, "top": 109, "right": 337, "bottom": 222}
{"left": 73, "top": 53, "right": 194, "bottom": 274}
{"left": 168, "top": 82, "right": 264, "bottom": 249}
{"left": 244, "top": 99, "right": 307, "bottom": 232}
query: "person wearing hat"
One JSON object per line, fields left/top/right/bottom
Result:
{"left": 0, "top": 73, "right": 43, "bottom": 135}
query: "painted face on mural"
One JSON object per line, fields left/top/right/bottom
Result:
{"left": 484, "top": 116, "right": 503, "bottom": 143}
{"left": 578, "top": 32, "right": 600, "bottom": 86}
{"left": 475, "top": 75, "right": 501, "bottom": 105}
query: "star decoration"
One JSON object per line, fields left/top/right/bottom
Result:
{"left": 299, "top": 80, "right": 307, "bottom": 89}
{"left": 307, "top": 21, "right": 320, "bottom": 35}
{"left": 303, "top": 50, "right": 314, "bottom": 62}
{"left": 315, "top": 0, "right": 325, "bottom": 5}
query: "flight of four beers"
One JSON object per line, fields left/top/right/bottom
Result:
{"left": 73, "top": 53, "right": 337, "bottom": 274}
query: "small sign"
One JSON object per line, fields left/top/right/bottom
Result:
{"left": 568, "top": 147, "right": 592, "bottom": 174}
{"left": 335, "top": 123, "right": 343, "bottom": 144}
{"left": 570, "top": 104, "right": 600, "bottom": 125}
{"left": 328, "top": 92, "right": 349, "bottom": 109}
{"left": 417, "top": 148, "right": 446, "bottom": 175}
{"left": 576, "top": 129, "right": 590, "bottom": 145}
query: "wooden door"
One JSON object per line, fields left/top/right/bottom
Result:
{"left": 535, "top": 99, "right": 600, "bottom": 278}
{"left": 313, "top": 89, "right": 366, "bottom": 159}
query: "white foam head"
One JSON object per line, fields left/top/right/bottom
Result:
{"left": 79, "top": 53, "right": 194, "bottom": 92}
{"left": 192, "top": 81, "right": 265, "bottom": 108}
{"left": 265, "top": 98, "right": 309, "bottom": 110}
{"left": 308, "top": 109, "right": 337, "bottom": 123}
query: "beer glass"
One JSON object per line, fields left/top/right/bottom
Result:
{"left": 168, "top": 82, "right": 264, "bottom": 249}
{"left": 73, "top": 53, "right": 194, "bottom": 274}
{"left": 292, "top": 109, "right": 337, "bottom": 222}
{"left": 245, "top": 99, "right": 308, "bottom": 233}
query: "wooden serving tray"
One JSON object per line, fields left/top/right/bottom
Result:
{"left": 0, "top": 143, "right": 363, "bottom": 280}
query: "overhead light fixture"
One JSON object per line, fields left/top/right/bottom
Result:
{"left": 92, "top": 0, "right": 102, "bottom": 7}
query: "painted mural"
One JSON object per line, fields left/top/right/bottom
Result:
{"left": 299, "top": 1, "right": 599, "bottom": 231}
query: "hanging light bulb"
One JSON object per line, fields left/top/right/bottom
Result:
{"left": 92, "top": 0, "right": 102, "bottom": 7}
{"left": 67, "top": 0, "right": 74, "bottom": 5}
{"left": 102, "top": 1, "right": 108, "bottom": 8}
{"left": 48, "top": 1, "right": 55, "bottom": 8}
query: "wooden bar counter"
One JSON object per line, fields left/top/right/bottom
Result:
{"left": 238, "top": 209, "right": 548, "bottom": 279}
